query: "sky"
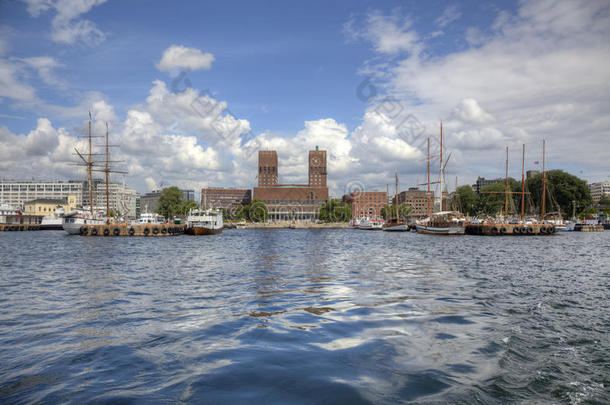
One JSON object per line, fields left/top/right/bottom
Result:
{"left": 1, "top": 0, "right": 609, "bottom": 199}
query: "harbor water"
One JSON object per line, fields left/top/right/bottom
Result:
{"left": 1, "top": 230, "right": 608, "bottom": 403}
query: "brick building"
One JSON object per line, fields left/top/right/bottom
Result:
{"left": 397, "top": 187, "right": 435, "bottom": 217}
{"left": 343, "top": 191, "right": 387, "bottom": 219}
{"left": 202, "top": 188, "right": 251, "bottom": 210}
{"left": 253, "top": 148, "right": 329, "bottom": 221}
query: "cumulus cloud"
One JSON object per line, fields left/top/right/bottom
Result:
{"left": 345, "top": 11, "right": 420, "bottom": 55}
{"left": 156, "top": 45, "right": 215, "bottom": 72}
{"left": 21, "top": 0, "right": 107, "bottom": 46}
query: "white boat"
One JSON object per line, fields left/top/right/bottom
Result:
{"left": 40, "top": 207, "right": 66, "bottom": 230}
{"left": 135, "top": 212, "right": 165, "bottom": 225}
{"left": 185, "top": 209, "right": 223, "bottom": 235}
{"left": 383, "top": 218, "right": 409, "bottom": 231}
{"left": 62, "top": 209, "right": 106, "bottom": 234}
{"left": 358, "top": 217, "right": 384, "bottom": 230}
{"left": 416, "top": 211, "right": 466, "bottom": 235}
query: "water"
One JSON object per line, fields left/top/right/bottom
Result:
{"left": 1, "top": 230, "right": 608, "bottom": 404}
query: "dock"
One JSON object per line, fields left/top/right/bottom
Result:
{"left": 0, "top": 224, "right": 41, "bottom": 231}
{"left": 465, "top": 223, "right": 556, "bottom": 236}
{"left": 574, "top": 223, "right": 604, "bottom": 232}
{"left": 78, "top": 223, "right": 186, "bottom": 236}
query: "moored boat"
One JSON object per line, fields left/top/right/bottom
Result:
{"left": 185, "top": 208, "right": 223, "bottom": 235}
{"left": 416, "top": 211, "right": 466, "bottom": 235}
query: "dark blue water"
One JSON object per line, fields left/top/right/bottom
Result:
{"left": 1, "top": 230, "right": 608, "bottom": 404}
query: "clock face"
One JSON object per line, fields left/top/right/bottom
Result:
{"left": 311, "top": 156, "right": 321, "bottom": 166}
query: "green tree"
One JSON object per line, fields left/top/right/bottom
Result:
{"left": 478, "top": 183, "right": 508, "bottom": 216}
{"left": 248, "top": 199, "right": 268, "bottom": 222}
{"left": 380, "top": 203, "right": 412, "bottom": 219}
{"left": 177, "top": 200, "right": 199, "bottom": 215}
{"left": 156, "top": 186, "right": 183, "bottom": 219}
{"left": 526, "top": 170, "right": 592, "bottom": 216}
{"left": 454, "top": 185, "right": 478, "bottom": 216}
{"left": 319, "top": 199, "right": 351, "bottom": 222}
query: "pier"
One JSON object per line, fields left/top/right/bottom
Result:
{"left": 0, "top": 224, "right": 41, "bottom": 231}
{"left": 78, "top": 223, "right": 185, "bottom": 236}
{"left": 465, "top": 223, "right": 556, "bottom": 236}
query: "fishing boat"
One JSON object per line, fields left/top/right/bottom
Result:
{"left": 383, "top": 172, "right": 409, "bottom": 231}
{"left": 185, "top": 208, "right": 223, "bottom": 235}
{"left": 416, "top": 122, "right": 466, "bottom": 235}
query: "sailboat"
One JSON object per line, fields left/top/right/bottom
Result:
{"left": 416, "top": 122, "right": 466, "bottom": 235}
{"left": 383, "top": 172, "right": 409, "bottom": 231}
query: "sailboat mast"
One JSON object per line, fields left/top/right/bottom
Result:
{"left": 541, "top": 139, "right": 546, "bottom": 218}
{"left": 427, "top": 137, "right": 431, "bottom": 218}
{"left": 439, "top": 122, "right": 443, "bottom": 213}
{"left": 105, "top": 122, "right": 110, "bottom": 218}
{"left": 505, "top": 146, "right": 509, "bottom": 218}
{"left": 88, "top": 113, "right": 94, "bottom": 216}
{"left": 395, "top": 171, "right": 399, "bottom": 219}
{"left": 521, "top": 144, "right": 525, "bottom": 219}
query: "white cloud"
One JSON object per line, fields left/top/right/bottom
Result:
{"left": 156, "top": 45, "right": 215, "bottom": 72}
{"left": 0, "top": 59, "right": 37, "bottom": 101}
{"left": 435, "top": 5, "right": 462, "bottom": 28}
{"left": 352, "top": 0, "right": 610, "bottom": 184}
{"left": 21, "top": 0, "right": 107, "bottom": 46}
{"left": 346, "top": 11, "right": 420, "bottom": 55}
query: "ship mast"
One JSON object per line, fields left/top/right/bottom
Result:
{"left": 439, "top": 122, "right": 443, "bottom": 213}
{"left": 105, "top": 122, "right": 110, "bottom": 217}
{"left": 395, "top": 171, "right": 399, "bottom": 220}
{"left": 541, "top": 139, "right": 546, "bottom": 219}
{"left": 88, "top": 112, "right": 94, "bottom": 216}
{"left": 505, "top": 146, "right": 509, "bottom": 218}
{"left": 521, "top": 144, "right": 525, "bottom": 219}
{"left": 427, "top": 137, "right": 431, "bottom": 218}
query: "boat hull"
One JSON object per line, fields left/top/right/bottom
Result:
{"left": 382, "top": 224, "right": 409, "bottom": 231}
{"left": 416, "top": 224, "right": 465, "bottom": 235}
{"left": 186, "top": 227, "right": 222, "bottom": 235}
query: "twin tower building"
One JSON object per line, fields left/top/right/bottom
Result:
{"left": 253, "top": 147, "right": 329, "bottom": 221}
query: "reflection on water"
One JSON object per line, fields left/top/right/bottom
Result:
{"left": 0, "top": 230, "right": 608, "bottom": 403}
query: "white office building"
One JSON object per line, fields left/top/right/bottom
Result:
{"left": 0, "top": 180, "right": 83, "bottom": 209}
{"left": 589, "top": 181, "right": 610, "bottom": 202}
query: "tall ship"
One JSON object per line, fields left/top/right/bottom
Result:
{"left": 63, "top": 115, "right": 124, "bottom": 234}
{"left": 185, "top": 208, "right": 223, "bottom": 235}
{"left": 383, "top": 172, "right": 409, "bottom": 231}
{"left": 416, "top": 122, "right": 466, "bottom": 235}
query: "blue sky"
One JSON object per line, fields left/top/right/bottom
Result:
{"left": 1, "top": 0, "right": 608, "bottom": 195}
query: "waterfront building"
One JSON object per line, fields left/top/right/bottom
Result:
{"left": 473, "top": 177, "right": 503, "bottom": 194}
{"left": 24, "top": 197, "right": 78, "bottom": 215}
{"left": 253, "top": 148, "right": 329, "bottom": 221}
{"left": 589, "top": 181, "right": 610, "bottom": 202}
{"left": 140, "top": 190, "right": 161, "bottom": 213}
{"left": 182, "top": 189, "right": 195, "bottom": 201}
{"left": 396, "top": 187, "right": 435, "bottom": 217}
{"left": 0, "top": 180, "right": 83, "bottom": 209}
{"left": 526, "top": 170, "right": 540, "bottom": 180}
{"left": 343, "top": 191, "right": 387, "bottom": 218}
{"left": 202, "top": 188, "right": 251, "bottom": 210}
{"left": 80, "top": 179, "right": 137, "bottom": 219}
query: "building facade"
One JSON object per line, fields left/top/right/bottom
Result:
{"left": 0, "top": 180, "right": 83, "bottom": 209}
{"left": 589, "top": 181, "right": 610, "bottom": 202}
{"left": 202, "top": 188, "right": 252, "bottom": 210}
{"left": 397, "top": 187, "right": 435, "bottom": 217}
{"left": 253, "top": 148, "right": 329, "bottom": 221}
{"left": 81, "top": 179, "right": 137, "bottom": 219}
{"left": 24, "top": 197, "right": 78, "bottom": 215}
{"left": 473, "top": 177, "right": 503, "bottom": 194}
{"left": 344, "top": 191, "right": 387, "bottom": 218}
